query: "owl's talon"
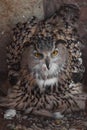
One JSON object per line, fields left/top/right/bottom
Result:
{"left": 4, "top": 109, "right": 16, "bottom": 120}
{"left": 52, "top": 112, "right": 64, "bottom": 119}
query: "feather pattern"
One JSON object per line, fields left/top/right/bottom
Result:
{"left": 0, "top": 4, "right": 87, "bottom": 118}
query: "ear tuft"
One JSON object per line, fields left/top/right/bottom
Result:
{"left": 58, "top": 4, "right": 80, "bottom": 27}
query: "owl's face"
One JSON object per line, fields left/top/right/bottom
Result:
{"left": 22, "top": 39, "right": 69, "bottom": 88}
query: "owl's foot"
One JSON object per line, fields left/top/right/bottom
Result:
{"left": 4, "top": 108, "right": 64, "bottom": 120}
{"left": 52, "top": 112, "right": 64, "bottom": 119}
{"left": 4, "top": 109, "right": 16, "bottom": 119}
{"left": 30, "top": 109, "right": 64, "bottom": 119}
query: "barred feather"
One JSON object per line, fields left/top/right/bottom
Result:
{"left": 0, "top": 4, "right": 86, "bottom": 118}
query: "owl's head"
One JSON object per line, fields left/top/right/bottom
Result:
{"left": 22, "top": 36, "right": 69, "bottom": 88}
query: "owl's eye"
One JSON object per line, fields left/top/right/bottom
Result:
{"left": 34, "top": 52, "right": 43, "bottom": 59}
{"left": 51, "top": 50, "right": 58, "bottom": 57}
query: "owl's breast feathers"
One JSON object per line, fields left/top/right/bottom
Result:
{"left": 0, "top": 4, "right": 87, "bottom": 116}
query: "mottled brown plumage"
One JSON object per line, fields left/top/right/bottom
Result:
{"left": 0, "top": 4, "right": 87, "bottom": 118}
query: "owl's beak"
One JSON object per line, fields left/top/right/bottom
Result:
{"left": 45, "top": 57, "right": 50, "bottom": 70}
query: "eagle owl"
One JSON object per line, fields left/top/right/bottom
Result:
{"left": 0, "top": 4, "right": 87, "bottom": 118}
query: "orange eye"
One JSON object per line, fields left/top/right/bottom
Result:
{"left": 34, "top": 52, "right": 43, "bottom": 58}
{"left": 34, "top": 52, "right": 40, "bottom": 57}
{"left": 51, "top": 50, "right": 58, "bottom": 57}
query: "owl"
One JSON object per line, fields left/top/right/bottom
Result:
{"left": 0, "top": 4, "right": 87, "bottom": 119}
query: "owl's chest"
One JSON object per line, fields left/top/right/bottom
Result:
{"left": 36, "top": 77, "right": 58, "bottom": 91}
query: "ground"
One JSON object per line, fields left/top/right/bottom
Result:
{"left": 0, "top": 108, "right": 87, "bottom": 130}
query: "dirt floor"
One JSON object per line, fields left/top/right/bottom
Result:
{"left": 0, "top": 108, "right": 87, "bottom": 130}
